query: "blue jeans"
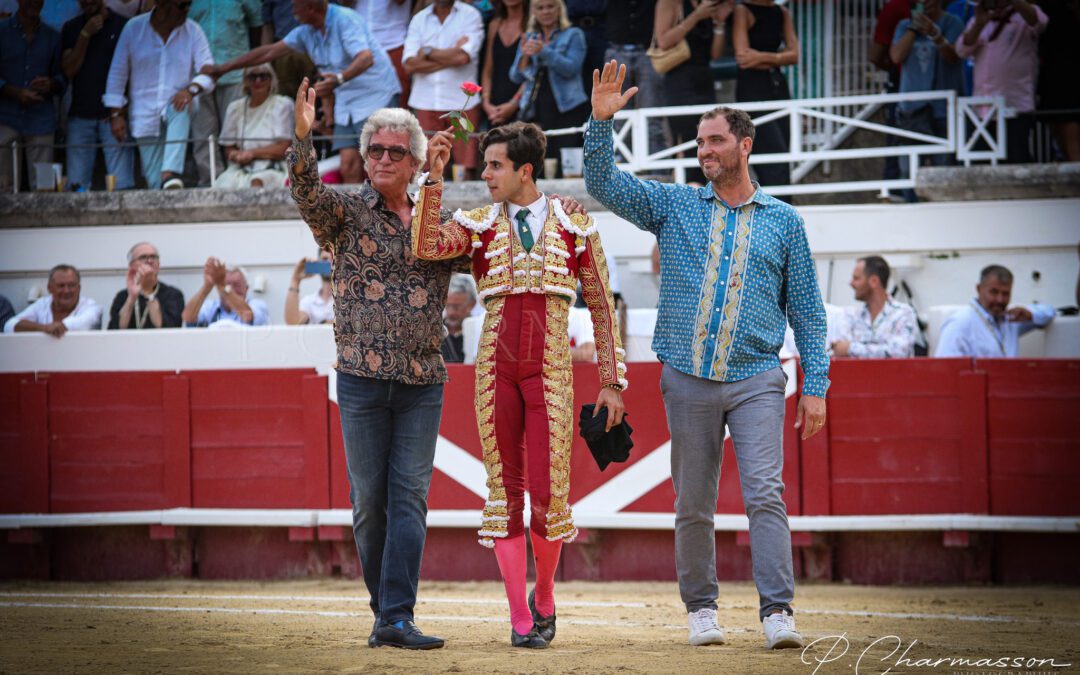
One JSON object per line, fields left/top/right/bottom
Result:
{"left": 66, "top": 116, "right": 135, "bottom": 191}
{"left": 135, "top": 106, "right": 190, "bottom": 188}
{"left": 337, "top": 371, "right": 443, "bottom": 625}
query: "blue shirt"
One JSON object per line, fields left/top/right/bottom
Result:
{"left": 583, "top": 117, "right": 830, "bottom": 397}
{"left": 189, "top": 296, "right": 270, "bottom": 327}
{"left": 262, "top": 0, "right": 299, "bottom": 41}
{"left": 190, "top": 0, "right": 263, "bottom": 86}
{"left": 0, "top": 15, "right": 65, "bottom": 135}
{"left": 893, "top": 13, "right": 965, "bottom": 116}
{"left": 282, "top": 4, "right": 399, "bottom": 126}
{"left": 935, "top": 299, "right": 1055, "bottom": 357}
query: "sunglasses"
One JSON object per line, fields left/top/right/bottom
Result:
{"left": 367, "top": 144, "right": 409, "bottom": 161}
{"left": 177, "top": 1, "right": 192, "bottom": 9}
{"left": 245, "top": 72, "right": 272, "bottom": 81}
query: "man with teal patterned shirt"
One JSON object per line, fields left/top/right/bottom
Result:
{"left": 583, "top": 61, "right": 829, "bottom": 651}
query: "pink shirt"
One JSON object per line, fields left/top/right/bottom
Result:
{"left": 955, "top": 8, "right": 1048, "bottom": 113}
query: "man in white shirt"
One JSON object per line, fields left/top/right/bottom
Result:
{"left": 935, "top": 264, "right": 1055, "bottom": 357}
{"left": 181, "top": 257, "right": 270, "bottom": 327}
{"left": 5, "top": 265, "right": 102, "bottom": 336}
{"left": 403, "top": 0, "right": 484, "bottom": 179}
{"left": 103, "top": 0, "right": 215, "bottom": 189}
{"left": 832, "top": 255, "right": 918, "bottom": 359}
{"left": 353, "top": 0, "right": 413, "bottom": 104}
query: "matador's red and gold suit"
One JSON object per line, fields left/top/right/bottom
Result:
{"left": 412, "top": 182, "right": 628, "bottom": 548}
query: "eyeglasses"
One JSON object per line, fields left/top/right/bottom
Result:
{"left": 367, "top": 144, "right": 409, "bottom": 162}
{"left": 245, "top": 73, "right": 271, "bottom": 82}
{"left": 133, "top": 254, "right": 160, "bottom": 263}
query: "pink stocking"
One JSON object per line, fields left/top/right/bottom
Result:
{"left": 494, "top": 535, "right": 533, "bottom": 634}
{"left": 529, "top": 530, "right": 562, "bottom": 616}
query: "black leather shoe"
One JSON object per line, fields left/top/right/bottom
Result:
{"left": 528, "top": 589, "right": 557, "bottom": 644}
{"left": 367, "top": 617, "right": 379, "bottom": 648}
{"left": 511, "top": 627, "right": 548, "bottom": 649}
{"left": 373, "top": 620, "right": 445, "bottom": 650}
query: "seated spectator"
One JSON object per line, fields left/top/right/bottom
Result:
{"left": 955, "top": 0, "right": 1048, "bottom": 164}
{"left": 480, "top": 0, "right": 527, "bottom": 129}
{"left": 108, "top": 241, "right": 185, "bottom": 329}
{"left": 890, "top": 0, "right": 964, "bottom": 200}
{"left": 215, "top": 64, "right": 292, "bottom": 189}
{"left": 61, "top": 1, "right": 135, "bottom": 192}
{"left": 181, "top": 256, "right": 269, "bottom": 327}
{"left": 441, "top": 273, "right": 476, "bottom": 363}
{"left": 511, "top": 0, "right": 589, "bottom": 178}
{"left": 4, "top": 264, "right": 102, "bottom": 336}
{"left": 403, "top": 0, "right": 484, "bottom": 180}
{"left": 831, "top": 256, "right": 918, "bottom": 359}
{"left": 935, "top": 264, "right": 1055, "bottom": 357}
{"left": 104, "top": 0, "right": 216, "bottom": 189}
{"left": 568, "top": 304, "right": 596, "bottom": 362}
{"left": 206, "top": 0, "right": 401, "bottom": 184}
{"left": 0, "top": 0, "right": 65, "bottom": 192}
{"left": 285, "top": 251, "right": 335, "bottom": 325}
{"left": 0, "top": 293, "right": 14, "bottom": 328}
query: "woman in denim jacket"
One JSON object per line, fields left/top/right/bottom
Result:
{"left": 510, "top": 0, "right": 588, "bottom": 177}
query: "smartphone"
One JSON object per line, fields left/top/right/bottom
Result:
{"left": 305, "top": 260, "right": 332, "bottom": 277}
{"left": 912, "top": 1, "right": 925, "bottom": 17}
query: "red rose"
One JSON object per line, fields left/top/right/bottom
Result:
{"left": 461, "top": 81, "right": 482, "bottom": 96}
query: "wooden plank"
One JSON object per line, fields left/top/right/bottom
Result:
{"left": 163, "top": 376, "right": 191, "bottom": 507}
{"left": 20, "top": 377, "right": 49, "bottom": 513}
{"left": 302, "top": 374, "right": 330, "bottom": 509}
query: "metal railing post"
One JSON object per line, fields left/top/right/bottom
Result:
{"left": 11, "top": 140, "right": 19, "bottom": 194}
{"left": 209, "top": 134, "right": 217, "bottom": 188}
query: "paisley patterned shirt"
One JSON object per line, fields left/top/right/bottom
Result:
{"left": 287, "top": 135, "right": 468, "bottom": 384}
{"left": 583, "top": 117, "right": 830, "bottom": 397}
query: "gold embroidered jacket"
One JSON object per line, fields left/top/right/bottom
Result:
{"left": 412, "top": 182, "right": 628, "bottom": 390}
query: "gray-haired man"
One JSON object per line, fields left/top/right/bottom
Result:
{"left": 441, "top": 273, "right": 477, "bottom": 363}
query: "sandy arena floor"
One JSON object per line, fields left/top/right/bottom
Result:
{"left": 1, "top": 579, "right": 1078, "bottom": 674}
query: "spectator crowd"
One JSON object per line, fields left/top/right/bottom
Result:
{"left": 2, "top": 0, "right": 1075, "bottom": 193}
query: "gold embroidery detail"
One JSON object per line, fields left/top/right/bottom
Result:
{"left": 476, "top": 296, "right": 508, "bottom": 547}
{"left": 412, "top": 184, "right": 471, "bottom": 261}
{"left": 541, "top": 294, "right": 577, "bottom": 542}
{"left": 578, "top": 228, "right": 628, "bottom": 389}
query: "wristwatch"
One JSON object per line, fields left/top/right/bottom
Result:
{"left": 186, "top": 83, "right": 200, "bottom": 96}
{"left": 335, "top": 72, "right": 345, "bottom": 86}
{"left": 422, "top": 46, "right": 434, "bottom": 58}
{"left": 142, "top": 290, "right": 157, "bottom": 303}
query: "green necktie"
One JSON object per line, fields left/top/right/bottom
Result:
{"left": 515, "top": 208, "right": 534, "bottom": 252}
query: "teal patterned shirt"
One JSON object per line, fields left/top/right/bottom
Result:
{"left": 583, "top": 118, "right": 830, "bottom": 397}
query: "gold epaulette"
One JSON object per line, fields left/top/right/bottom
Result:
{"left": 452, "top": 203, "right": 500, "bottom": 233}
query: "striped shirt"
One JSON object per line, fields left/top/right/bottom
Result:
{"left": 583, "top": 117, "right": 830, "bottom": 397}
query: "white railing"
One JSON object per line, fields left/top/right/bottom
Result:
{"left": 598, "top": 90, "right": 1007, "bottom": 196}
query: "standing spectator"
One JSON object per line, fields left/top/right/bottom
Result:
{"left": 441, "top": 273, "right": 476, "bottom": 363}
{"left": 870, "top": 0, "right": 911, "bottom": 191}
{"left": 654, "top": 0, "right": 728, "bottom": 183}
{"left": 207, "top": 0, "right": 401, "bottom": 184}
{"left": 41, "top": 0, "right": 79, "bottom": 30}
{"left": 510, "top": 0, "right": 587, "bottom": 177}
{"left": 61, "top": 0, "right": 134, "bottom": 192}
{"left": 181, "top": 257, "right": 270, "bottom": 327}
{"left": 566, "top": 0, "right": 606, "bottom": 95}
{"left": 215, "top": 64, "right": 292, "bottom": 188}
{"left": 605, "top": 0, "right": 667, "bottom": 158}
{"left": 259, "top": 0, "right": 312, "bottom": 97}
{"left": 956, "top": 0, "right": 1048, "bottom": 164}
{"left": 0, "top": 0, "right": 65, "bottom": 192}
{"left": 107, "top": 241, "right": 186, "bottom": 330}
{"left": 935, "top": 264, "right": 1055, "bottom": 357}
{"left": 353, "top": 0, "right": 413, "bottom": 106}
{"left": 831, "top": 256, "right": 918, "bottom": 359}
{"left": 189, "top": 0, "right": 263, "bottom": 187}
{"left": 4, "top": 265, "right": 102, "bottom": 336}
{"left": 481, "top": 0, "right": 528, "bottom": 129}
{"left": 105, "top": 0, "right": 153, "bottom": 18}
{"left": 1036, "top": 0, "right": 1080, "bottom": 162}
{"left": 403, "top": 0, "right": 484, "bottom": 180}
{"left": 890, "top": 0, "right": 964, "bottom": 200}
{"left": 284, "top": 250, "right": 335, "bottom": 325}
{"left": 732, "top": 0, "right": 797, "bottom": 192}
{"left": 104, "top": 0, "right": 216, "bottom": 189}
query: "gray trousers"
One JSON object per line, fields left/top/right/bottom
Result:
{"left": 661, "top": 364, "right": 794, "bottom": 621}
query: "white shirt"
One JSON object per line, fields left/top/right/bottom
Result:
{"left": 299, "top": 292, "right": 335, "bottom": 325}
{"left": 568, "top": 306, "right": 596, "bottom": 360}
{"left": 402, "top": 2, "right": 484, "bottom": 110}
{"left": 103, "top": 13, "right": 216, "bottom": 139}
{"left": 837, "top": 298, "right": 919, "bottom": 358}
{"left": 353, "top": 0, "right": 411, "bottom": 50}
{"left": 935, "top": 299, "right": 1055, "bottom": 358}
{"left": 4, "top": 296, "right": 102, "bottom": 333}
{"left": 506, "top": 193, "right": 548, "bottom": 244}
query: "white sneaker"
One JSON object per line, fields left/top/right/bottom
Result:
{"left": 687, "top": 608, "right": 726, "bottom": 646}
{"left": 762, "top": 612, "right": 803, "bottom": 649}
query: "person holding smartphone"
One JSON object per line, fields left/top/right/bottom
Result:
{"left": 284, "top": 250, "right": 335, "bottom": 325}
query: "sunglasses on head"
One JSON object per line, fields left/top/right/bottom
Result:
{"left": 367, "top": 144, "right": 409, "bottom": 161}
{"left": 245, "top": 72, "right": 271, "bottom": 81}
